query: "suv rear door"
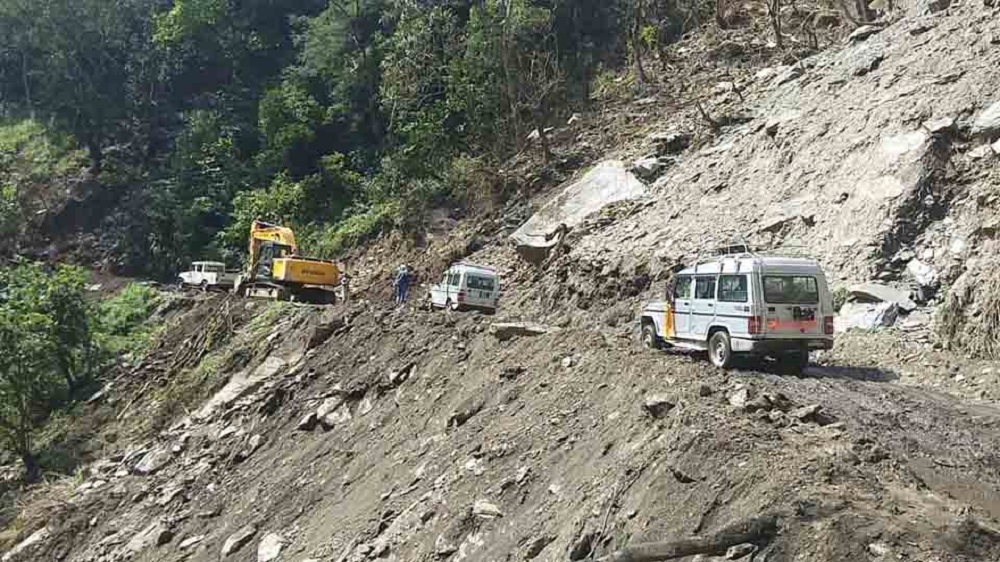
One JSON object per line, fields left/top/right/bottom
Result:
{"left": 464, "top": 272, "right": 497, "bottom": 308}
{"left": 762, "top": 275, "right": 823, "bottom": 338}
{"left": 691, "top": 276, "right": 718, "bottom": 339}
{"left": 716, "top": 274, "right": 751, "bottom": 336}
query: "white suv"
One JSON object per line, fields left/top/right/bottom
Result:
{"left": 429, "top": 263, "right": 500, "bottom": 312}
{"left": 640, "top": 253, "right": 834, "bottom": 370}
{"left": 178, "top": 261, "right": 237, "bottom": 291}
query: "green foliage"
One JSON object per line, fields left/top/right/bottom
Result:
{"left": 0, "top": 306, "right": 62, "bottom": 480}
{"left": 153, "top": 0, "right": 227, "bottom": 46}
{"left": 0, "top": 0, "right": 161, "bottom": 170}
{"left": 94, "top": 284, "right": 162, "bottom": 359}
{"left": 0, "top": 261, "right": 94, "bottom": 479}
{"left": 0, "top": 262, "right": 164, "bottom": 478}
{"left": 0, "top": 120, "right": 87, "bottom": 240}
{"left": 0, "top": 0, "right": 667, "bottom": 274}
{"left": 306, "top": 201, "right": 400, "bottom": 258}
{"left": 831, "top": 286, "right": 849, "bottom": 312}
{"left": 0, "top": 184, "right": 16, "bottom": 239}
{"left": 0, "top": 120, "right": 83, "bottom": 181}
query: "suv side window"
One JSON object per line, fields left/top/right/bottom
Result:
{"left": 674, "top": 276, "right": 692, "bottom": 300}
{"left": 718, "top": 275, "right": 748, "bottom": 302}
{"left": 694, "top": 276, "right": 717, "bottom": 300}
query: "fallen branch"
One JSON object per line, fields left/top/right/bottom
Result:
{"left": 694, "top": 100, "right": 720, "bottom": 133}
{"left": 595, "top": 513, "right": 780, "bottom": 562}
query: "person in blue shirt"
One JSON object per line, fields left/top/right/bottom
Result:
{"left": 393, "top": 265, "right": 411, "bottom": 305}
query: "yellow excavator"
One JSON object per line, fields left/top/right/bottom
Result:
{"left": 233, "top": 220, "right": 343, "bottom": 304}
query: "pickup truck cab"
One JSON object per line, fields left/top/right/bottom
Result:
{"left": 179, "top": 261, "right": 238, "bottom": 291}
{"left": 640, "top": 253, "right": 834, "bottom": 370}
{"left": 430, "top": 263, "right": 500, "bottom": 312}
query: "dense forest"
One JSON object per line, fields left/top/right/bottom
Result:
{"left": 0, "top": 0, "right": 722, "bottom": 278}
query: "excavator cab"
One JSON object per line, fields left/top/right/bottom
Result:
{"left": 255, "top": 241, "right": 293, "bottom": 280}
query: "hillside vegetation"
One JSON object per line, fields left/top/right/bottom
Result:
{"left": 0, "top": 0, "right": 692, "bottom": 275}
{"left": 1, "top": 0, "right": 1000, "bottom": 561}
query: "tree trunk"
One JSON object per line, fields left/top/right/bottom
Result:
{"left": 768, "top": 0, "right": 783, "bottom": 48}
{"left": 716, "top": 0, "right": 728, "bottom": 28}
{"left": 87, "top": 139, "right": 102, "bottom": 174}
{"left": 631, "top": 21, "right": 648, "bottom": 84}
{"left": 21, "top": 53, "right": 34, "bottom": 120}
{"left": 501, "top": 2, "right": 519, "bottom": 150}
{"left": 596, "top": 514, "right": 779, "bottom": 562}
{"left": 538, "top": 124, "right": 551, "bottom": 164}
{"left": 16, "top": 420, "right": 39, "bottom": 483}
{"left": 21, "top": 450, "right": 40, "bottom": 483}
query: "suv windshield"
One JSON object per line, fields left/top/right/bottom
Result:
{"left": 764, "top": 276, "right": 819, "bottom": 304}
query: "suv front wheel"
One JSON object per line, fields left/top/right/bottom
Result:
{"left": 641, "top": 323, "right": 660, "bottom": 350}
{"left": 708, "top": 331, "right": 733, "bottom": 369}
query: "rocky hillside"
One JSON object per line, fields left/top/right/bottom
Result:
{"left": 7, "top": 295, "right": 999, "bottom": 562}
{"left": 3, "top": 2, "right": 1000, "bottom": 562}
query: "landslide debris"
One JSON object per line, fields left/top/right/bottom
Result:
{"left": 4, "top": 3, "right": 1000, "bottom": 562}
{"left": 4, "top": 298, "right": 998, "bottom": 562}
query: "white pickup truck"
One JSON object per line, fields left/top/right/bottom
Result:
{"left": 178, "top": 261, "right": 238, "bottom": 291}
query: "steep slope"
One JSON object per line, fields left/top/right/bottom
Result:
{"left": 15, "top": 297, "right": 1000, "bottom": 562}
{"left": 4, "top": 3, "right": 1000, "bottom": 562}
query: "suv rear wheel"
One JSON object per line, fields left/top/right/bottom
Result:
{"left": 708, "top": 331, "right": 733, "bottom": 369}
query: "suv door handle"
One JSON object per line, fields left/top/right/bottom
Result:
{"left": 707, "top": 303, "right": 714, "bottom": 307}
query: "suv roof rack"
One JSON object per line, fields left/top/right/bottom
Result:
{"left": 689, "top": 237, "right": 817, "bottom": 274}
{"left": 456, "top": 262, "right": 497, "bottom": 271}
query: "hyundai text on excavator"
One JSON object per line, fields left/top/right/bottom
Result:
{"left": 233, "top": 220, "right": 343, "bottom": 304}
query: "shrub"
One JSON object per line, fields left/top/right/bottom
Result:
{"left": 94, "top": 284, "right": 162, "bottom": 359}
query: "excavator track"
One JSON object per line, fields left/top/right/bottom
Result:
{"left": 241, "top": 282, "right": 336, "bottom": 305}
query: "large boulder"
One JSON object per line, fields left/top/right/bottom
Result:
{"left": 222, "top": 524, "right": 258, "bottom": 557}
{"left": 848, "top": 282, "right": 917, "bottom": 312}
{"left": 125, "top": 522, "right": 173, "bottom": 555}
{"left": 511, "top": 161, "right": 646, "bottom": 263}
{"left": 972, "top": 101, "right": 1000, "bottom": 140}
{"left": 836, "top": 301, "right": 899, "bottom": 332}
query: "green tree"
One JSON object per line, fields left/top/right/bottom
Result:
{"left": 1, "top": 263, "right": 94, "bottom": 392}
{"left": 0, "top": 307, "right": 61, "bottom": 481}
{"left": 0, "top": 262, "right": 95, "bottom": 480}
{"left": 0, "top": 0, "right": 161, "bottom": 172}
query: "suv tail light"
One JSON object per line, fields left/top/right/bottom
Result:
{"left": 748, "top": 315, "right": 761, "bottom": 335}
{"left": 823, "top": 316, "right": 834, "bottom": 335}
